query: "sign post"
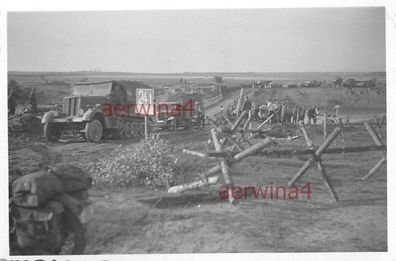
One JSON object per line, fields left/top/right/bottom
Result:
{"left": 136, "top": 88, "right": 155, "bottom": 140}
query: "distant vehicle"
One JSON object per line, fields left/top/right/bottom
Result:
{"left": 328, "top": 77, "right": 343, "bottom": 88}
{"left": 282, "top": 83, "right": 297, "bottom": 88}
{"left": 151, "top": 94, "right": 204, "bottom": 131}
{"left": 266, "top": 82, "right": 282, "bottom": 89}
{"left": 151, "top": 101, "right": 193, "bottom": 131}
{"left": 343, "top": 78, "right": 376, "bottom": 89}
{"left": 253, "top": 80, "right": 272, "bottom": 88}
{"left": 41, "top": 81, "right": 147, "bottom": 143}
{"left": 302, "top": 80, "right": 321, "bottom": 87}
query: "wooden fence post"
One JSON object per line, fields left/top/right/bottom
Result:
{"left": 362, "top": 122, "right": 386, "bottom": 180}
{"left": 323, "top": 111, "right": 328, "bottom": 141}
{"left": 289, "top": 126, "right": 341, "bottom": 201}
{"left": 211, "top": 128, "right": 234, "bottom": 203}
{"left": 236, "top": 88, "right": 244, "bottom": 116}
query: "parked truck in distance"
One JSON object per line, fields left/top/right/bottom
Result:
{"left": 150, "top": 93, "right": 205, "bottom": 131}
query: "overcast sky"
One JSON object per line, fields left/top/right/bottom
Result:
{"left": 8, "top": 8, "right": 385, "bottom": 73}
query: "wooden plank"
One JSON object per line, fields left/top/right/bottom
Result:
{"left": 168, "top": 137, "right": 276, "bottom": 194}
{"left": 168, "top": 176, "right": 219, "bottom": 194}
{"left": 299, "top": 123, "right": 314, "bottom": 148}
{"left": 211, "top": 129, "right": 233, "bottom": 187}
{"left": 231, "top": 110, "right": 248, "bottom": 132}
{"left": 207, "top": 145, "right": 386, "bottom": 158}
{"left": 362, "top": 156, "right": 386, "bottom": 180}
{"left": 235, "top": 88, "right": 244, "bottom": 116}
{"left": 365, "top": 122, "right": 383, "bottom": 146}
{"left": 317, "top": 161, "right": 339, "bottom": 201}
{"left": 256, "top": 113, "right": 274, "bottom": 130}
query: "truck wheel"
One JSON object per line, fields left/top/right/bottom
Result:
{"left": 84, "top": 119, "right": 103, "bottom": 143}
{"left": 44, "top": 123, "right": 61, "bottom": 142}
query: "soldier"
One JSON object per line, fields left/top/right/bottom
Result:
{"left": 275, "top": 100, "right": 281, "bottom": 122}
{"left": 291, "top": 105, "right": 298, "bottom": 124}
{"left": 299, "top": 106, "right": 306, "bottom": 122}
{"left": 242, "top": 96, "right": 252, "bottom": 113}
{"left": 280, "top": 102, "right": 287, "bottom": 123}
{"left": 250, "top": 101, "right": 257, "bottom": 119}
{"left": 307, "top": 106, "right": 318, "bottom": 124}
{"left": 267, "top": 100, "right": 276, "bottom": 123}
{"left": 196, "top": 102, "right": 205, "bottom": 128}
{"left": 258, "top": 104, "right": 267, "bottom": 120}
{"left": 8, "top": 90, "right": 16, "bottom": 116}
{"left": 29, "top": 88, "right": 38, "bottom": 113}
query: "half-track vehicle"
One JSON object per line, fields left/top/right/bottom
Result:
{"left": 42, "top": 81, "right": 148, "bottom": 142}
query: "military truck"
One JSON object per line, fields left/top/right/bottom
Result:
{"left": 151, "top": 93, "right": 204, "bottom": 131}
{"left": 41, "top": 81, "right": 148, "bottom": 143}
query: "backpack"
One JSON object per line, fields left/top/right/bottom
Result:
{"left": 12, "top": 171, "right": 63, "bottom": 207}
{"left": 47, "top": 164, "right": 92, "bottom": 192}
{"left": 12, "top": 201, "right": 64, "bottom": 253}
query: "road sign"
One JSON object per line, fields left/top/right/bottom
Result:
{"left": 136, "top": 89, "right": 155, "bottom": 116}
{"left": 136, "top": 88, "right": 155, "bottom": 139}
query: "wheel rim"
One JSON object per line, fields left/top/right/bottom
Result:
{"left": 88, "top": 121, "right": 102, "bottom": 142}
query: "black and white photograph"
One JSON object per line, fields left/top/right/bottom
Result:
{"left": 2, "top": 1, "right": 396, "bottom": 259}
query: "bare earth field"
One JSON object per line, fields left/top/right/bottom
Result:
{"left": 7, "top": 72, "right": 387, "bottom": 253}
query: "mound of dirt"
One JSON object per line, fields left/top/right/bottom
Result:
{"left": 8, "top": 114, "right": 42, "bottom": 134}
{"left": 79, "top": 138, "right": 179, "bottom": 189}
{"left": 8, "top": 142, "right": 63, "bottom": 176}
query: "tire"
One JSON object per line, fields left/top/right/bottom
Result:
{"left": 44, "top": 123, "right": 61, "bottom": 142}
{"left": 84, "top": 119, "right": 103, "bottom": 143}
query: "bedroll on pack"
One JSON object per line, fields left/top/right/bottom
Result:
{"left": 47, "top": 164, "right": 92, "bottom": 192}
{"left": 12, "top": 171, "right": 63, "bottom": 207}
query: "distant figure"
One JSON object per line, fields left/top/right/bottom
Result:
{"left": 29, "top": 88, "right": 38, "bottom": 113}
{"left": 8, "top": 90, "right": 16, "bottom": 116}
{"left": 250, "top": 101, "right": 257, "bottom": 118}
{"left": 242, "top": 96, "right": 252, "bottom": 112}
{"left": 267, "top": 100, "right": 276, "bottom": 123}
{"left": 258, "top": 104, "right": 268, "bottom": 120}
{"left": 280, "top": 102, "right": 287, "bottom": 123}
{"left": 306, "top": 107, "right": 318, "bottom": 124}
{"left": 196, "top": 102, "right": 205, "bottom": 128}
{"left": 291, "top": 105, "right": 298, "bottom": 124}
{"left": 299, "top": 106, "right": 306, "bottom": 122}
